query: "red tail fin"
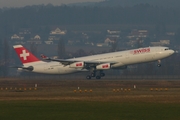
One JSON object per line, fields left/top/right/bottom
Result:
{"left": 13, "top": 45, "right": 40, "bottom": 64}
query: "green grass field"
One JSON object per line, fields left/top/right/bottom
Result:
{"left": 1, "top": 79, "right": 180, "bottom": 120}
{"left": 1, "top": 101, "right": 180, "bottom": 120}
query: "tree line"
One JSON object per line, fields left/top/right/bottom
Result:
{"left": 0, "top": 4, "right": 180, "bottom": 37}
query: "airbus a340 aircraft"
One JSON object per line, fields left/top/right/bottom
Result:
{"left": 13, "top": 45, "right": 174, "bottom": 79}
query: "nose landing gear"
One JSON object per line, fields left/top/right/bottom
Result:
{"left": 157, "top": 60, "right": 161, "bottom": 67}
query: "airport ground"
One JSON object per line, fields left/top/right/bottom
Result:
{"left": 0, "top": 78, "right": 180, "bottom": 120}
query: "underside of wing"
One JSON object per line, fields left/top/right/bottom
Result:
{"left": 41, "top": 55, "right": 117, "bottom": 69}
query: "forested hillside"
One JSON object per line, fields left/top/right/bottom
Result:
{"left": 0, "top": 4, "right": 180, "bottom": 37}
{"left": 93, "top": 0, "right": 180, "bottom": 7}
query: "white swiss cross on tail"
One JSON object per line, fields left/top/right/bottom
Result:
{"left": 13, "top": 45, "right": 40, "bottom": 65}
{"left": 20, "top": 50, "right": 30, "bottom": 60}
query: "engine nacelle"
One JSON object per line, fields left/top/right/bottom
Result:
{"left": 96, "top": 63, "right": 111, "bottom": 70}
{"left": 69, "top": 62, "right": 84, "bottom": 68}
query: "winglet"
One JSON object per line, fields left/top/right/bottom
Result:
{"left": 40, "top": 54, "right": 47, "bottom": 59}
{"left": 40, "top": 54, "right": 51, "bottom": 60}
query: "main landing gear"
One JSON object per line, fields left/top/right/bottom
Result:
{"left": 86, "top": 71, "right": 105, "bottom": 80}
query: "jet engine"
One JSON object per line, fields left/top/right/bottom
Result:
{"left": 96, "top": 63, "right": 111, "bottom": 70}
{"left": 69, "top": 62, "right": 84, "bottom": 68}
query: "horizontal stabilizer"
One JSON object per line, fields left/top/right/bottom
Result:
{"left": 10, "top": 66, "right": 34, "bottom": 71}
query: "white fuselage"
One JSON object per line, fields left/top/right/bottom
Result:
{"left": 22, "top": 46, "right": 174, "bottom": 74}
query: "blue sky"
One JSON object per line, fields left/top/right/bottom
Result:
{"left": 0, "top": 0, "right": 104, "bottom": 8}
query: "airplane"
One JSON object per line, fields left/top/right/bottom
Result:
{"left": 13, "top": 45, "right": 174, "bottom": 79}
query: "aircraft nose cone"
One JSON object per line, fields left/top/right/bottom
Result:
{"left": 170, "top": 50, "right": 175, "bottom": 55}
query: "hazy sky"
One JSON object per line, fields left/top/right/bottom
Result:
{"left": 0, "top": 0, "right": 104, "bottom": 8}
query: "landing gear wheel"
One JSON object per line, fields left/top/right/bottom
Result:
{"left": 157, "top": 64, "right": 161, "bottom": 67}
{"left": 86, "top": 75, "right": 91, "bottom": 79}
{"left": 100, "top": 72, "right": 105, "bottom": 77}
{"left": 157, "top": 60, "right": 161, "bottom": 67}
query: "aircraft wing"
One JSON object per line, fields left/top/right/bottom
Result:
{"left": 41, "top": 54, "right": 117, "bottom": 67}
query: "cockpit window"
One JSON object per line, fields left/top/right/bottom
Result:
{"left": 165, "top": 48, "right": 169, "bottom": 50}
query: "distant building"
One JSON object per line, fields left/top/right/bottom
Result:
{"left": 19, "top": 28, "right": 31, "bottom": 35}
{"left": 96, "top": 43, "right": 109, "bottom": 47}
{"left": 27, "top": 35, "right": 42, "bottom": 44}
{"left": 19, "top": 28, "right": 32, "bottom": 40}
{"left": 34, "top": 35, "right": 41, "bottom": 40}
{"left": 44, "top": 40, "right": 53, "bottom": 45}
{"left": 48, "top": 28, "right": 67, "bottom": 44}
{"left": 150, "top": 42, "right": 162, "bottom": 46}
{"left": 11, "top": 34, "right": 25, "bottom": 44}
{"left": 107, "top": 30, "right": 121, "bottom": 34}
{"left": 50, "top": 28, "right": 66, "bottom": 35}
{"left": 126, "top": 29, "right": 148, "bottom": 47}
{"left": 11, "top": 34, "right": 24, "bottom": 40}
{"left": 166, "top": 32, "right": 175, "bottom": 36}
{"left": 106, "top": 30, "right": 120, "bottom": 39}
{"left": 104, "top": 38, "right": 115, "bottom": 44}
{"left": 126, "top": 40, "right": 138, "bottom": 47}
{"left": 151, "top": 40, "right": 170, "bottom": 46}
{"left": 128, "top": 29, "right": 148, "bottom": 38}
{"left": 160, "top": 40, "right": 170, "bottom": 45}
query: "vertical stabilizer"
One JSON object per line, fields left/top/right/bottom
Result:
{"left": 13, "top": 45, "right": 41, "bottom": 65}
